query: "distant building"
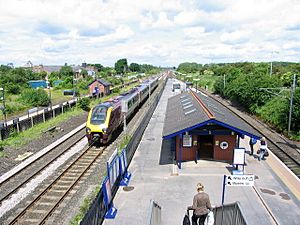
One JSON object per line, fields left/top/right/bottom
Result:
{"left": 87, "top": 79, "right": 111, "bottom": 97}
{"left": 23, "top": 61, "right": 98, "bottom": 80}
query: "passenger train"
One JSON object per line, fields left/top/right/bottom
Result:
{"left": 86, "top": 77, "right": 159, "bottom": 145}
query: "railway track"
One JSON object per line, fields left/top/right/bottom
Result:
{"left": 7, "top": 144, "right": 105, "bottom": 225}
{"left": 0, "top": 127, "right": 86, "bottom": 205}
{"left": 200, "top": 89, "right": 300, "bottom": 178}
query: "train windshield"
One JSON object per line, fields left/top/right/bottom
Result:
{"left": 91, "top": 106, "right": 107, "bottom": 124}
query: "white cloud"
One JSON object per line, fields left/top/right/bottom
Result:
{"left": 184, "top": 26, "right": 206, "bottom": 39}
{"left": 0, "top": 0, "right": 300, "bottom": 66}
{"left": 220, "top": 30, "right": 251, "bottom": 44}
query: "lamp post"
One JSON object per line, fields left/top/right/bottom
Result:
{"left": 288, "top": 74, "right": 297, "bottom": 136}
{"left": 0, "top": 87, "right": 7, "bottom": 126}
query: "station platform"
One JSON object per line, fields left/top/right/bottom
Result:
{"left": 103, "top": 79, "right": 300, "bottom": 225}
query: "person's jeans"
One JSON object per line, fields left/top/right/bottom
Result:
{"left": 192, "top": 213, "right": 207, "bottom": 225}
{"left": 259, "top": 149, "right": 266, "bottom": 161}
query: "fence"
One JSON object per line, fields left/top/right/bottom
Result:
{"left": 147, "top": 200, "right": 162, "bottom": 225}
{"left": 0, "top": 100, "right": 77, "bottom": 140}
{"left": 79, "top": 79, "right": 166, "bottom": 225}
{"left": 213, "top": 201, "right": 248, "bottom": 225}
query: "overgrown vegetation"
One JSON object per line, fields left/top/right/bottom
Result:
{"left": 119, "top": 134, "right": 132, "bottom": 152}
{"left": 176, "top": 62, "right": 300, "bottom": 139}
{"left": 77, "top": 98, "right": 91, "bottom": 111}
{"left": 68, "top": 184, "right": 100, "bottom": 225}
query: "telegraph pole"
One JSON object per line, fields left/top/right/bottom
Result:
{"left": 288, "top": 74, "right": 296, "bottom": 135}
{"left": 0, "top": 87, "right": 7, "bottom": 126}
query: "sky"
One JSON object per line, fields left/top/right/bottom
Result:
{"left": 0, "top": 0, "right": 300, "bottom": 67}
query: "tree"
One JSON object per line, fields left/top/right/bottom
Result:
{"left": 115, "top": 58, "right": 128, "bottom": 74}
{"left": 59, "top": 65, "right": 74, "bottom": 79}
{"left": 93, "top": 64, "right": 104, "bottom": 71}
{"left": 129, "top": 63, "right": 140, "bottom": 72}
{"left": 177, "top": 62, "right": 202, "bottom": 73}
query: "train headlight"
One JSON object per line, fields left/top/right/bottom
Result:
{"left": 86, "top": 127, "right": 91, "bottom": 134}
{"left": 100, "top": 124, "right": 107, "bottom": 133}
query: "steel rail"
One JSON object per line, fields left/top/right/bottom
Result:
{"left": 8, "top": 141, "right": 103, "bottom": 225}
{"left": 0, "top": 133, "right": 86, "bottom": 204}
{"left": 0, "top": 126, "right": 86, "bottom": 186}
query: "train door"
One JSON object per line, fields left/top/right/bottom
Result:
{"left": 197, "top": 135, "right": 214, "bottom": 159}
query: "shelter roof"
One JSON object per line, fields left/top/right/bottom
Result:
{"left": 162, "top": 91, "right": 261, "bottom": 139}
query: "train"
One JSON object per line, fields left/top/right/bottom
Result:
{"left": 86, "top": 77, "right": 159, "bottom": 145}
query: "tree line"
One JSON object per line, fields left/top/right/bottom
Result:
{"left": 177, "top": 62, "right": 300, "bottom": 138}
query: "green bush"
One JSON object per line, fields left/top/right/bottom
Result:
{"left": 20, "top": 89, "right": 50, "bottom": 106}
{"left": 77, "top": 98, "right": 90, "bottom": 111}
{"left": 7, "top": 84, "right": 21, "bottom": 94}
{"left": 256, "top": 96, "right": 289, "bottom": 132}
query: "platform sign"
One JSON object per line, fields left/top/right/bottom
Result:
{"left": 225, "top": 175, "right": 254, "bottom": 186}
{"left": 222, "top": 174, "right": 255, "bottom": 205}
{"left": 233, "top": 148, "right": 245, "bottom": 165}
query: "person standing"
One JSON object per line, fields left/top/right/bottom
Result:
{"left": 258, "top": 137, "right": 267, "bottom": 161}
{"left": 188, "top": 183, "right": 212, "bottom": 225}
{"left": 249, "top": 137, "right": 257, "bottom": 155}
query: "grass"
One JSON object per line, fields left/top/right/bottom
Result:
{"left": 49, "top": 89, "right": 74, "bottom": 105}
{"left": 178, "top": 73, "right": 219, "bottom": 92}
{"left": 2, "top": 107, "right": 84, "bottom": 149}
{"left": 0, "top": 151, "right": 6, "bottom": 157}
{"left": 119, "top": 134, "right": 132, "bottom": 152}
{"left": 69, "top": 183, "right": 103, "bottom": 225}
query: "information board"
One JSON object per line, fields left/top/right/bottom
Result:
{"left": 183, "top": 134, "right": 192, "bottom": 147}
{"left": 233, "top": 148, "right": 245, "bottom": 165}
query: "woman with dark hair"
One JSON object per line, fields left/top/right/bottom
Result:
{"left": 188, "top": 183, "right": 212, "bottom": 225}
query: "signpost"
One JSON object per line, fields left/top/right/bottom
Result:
{"left": 222, "top": 174, "right": 254, "bottom": 205}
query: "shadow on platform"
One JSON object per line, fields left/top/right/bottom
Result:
{"left": 159, "top": 138, "right": 174, "bottom": 165}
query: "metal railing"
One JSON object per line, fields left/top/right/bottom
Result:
{"left": 213, "top": 202, "right": 248, "bottom": 225}
{"left": 147, "top": 200, "right": 162, "bottom": 225}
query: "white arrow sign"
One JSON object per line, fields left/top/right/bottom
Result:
{"left": 225, "top": 175, "right": 254, "bottom": 186}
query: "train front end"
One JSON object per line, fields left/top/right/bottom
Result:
{"left": 86, "top": 103, "right": 112, "bottom": 145}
